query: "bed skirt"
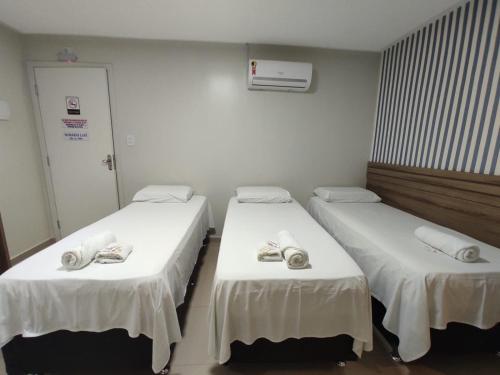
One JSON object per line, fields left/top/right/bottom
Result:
{"left": 371, "top": 296, "right": 500, "bottom": 359}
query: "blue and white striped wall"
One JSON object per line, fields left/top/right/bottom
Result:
{"left": 370, "top": 0, "right": 499, "bottom": 175}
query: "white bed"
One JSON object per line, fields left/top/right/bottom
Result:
{"left": 208, "top": 198, "right": 373, "bottom": 364}
{"left": 307, "top": 197, "right": 500, "bottom": 362}
{"left": 0, "top": 195, "right": 212, "bottom": 373}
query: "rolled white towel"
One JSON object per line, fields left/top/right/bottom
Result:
{"left": 61, "top": 231, "right": 117, "bottom": 270}
{"left": 61, "top": 245, "right": 93, "bottom": 270}
{"left": 95, "top": 242, "right": 133, "bottom": 264}
{"left": 257, "top": 241, "right": 283, "bottom": 262}
{"left": 414, "top": 226, "right": 480, "bottom": 263}
{"left": 278, "top": 230, "right": 309, "bottom": 269}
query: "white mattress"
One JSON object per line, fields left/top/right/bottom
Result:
{"left": 208, "top": 198, "right": 373, "bottom": 364}
{"left": 0, "top": 195, "right": 211, "bottom": 373}
{"left": 307, "top": 197, "right": 500, "bottom": 361}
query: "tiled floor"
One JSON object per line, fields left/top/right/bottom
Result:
{"left": 1, "top": 238, "right": 498, "bottom": 374}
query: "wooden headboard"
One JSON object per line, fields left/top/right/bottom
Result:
{"left": 366, "top": 162, "right": 500, "bottom": 248}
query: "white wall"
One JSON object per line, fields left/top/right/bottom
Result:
{"left": 0, "top": 24, "right": 52, "bottom": 257}
{"left": 23, "top": 36, "right": 380, "bottom": 233}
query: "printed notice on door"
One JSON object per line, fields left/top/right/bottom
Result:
{"left": 62, "top": 118, "right": 88, "bottom": 129}
{"left": 64, "top": 131, "right": 88, "bottom": 141}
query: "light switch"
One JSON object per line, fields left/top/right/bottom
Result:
{"left": 0, "top": 100, "right": 10, "bottom": 121}
{"left": 126, "top": 135, "right": 135, "bottom": 146}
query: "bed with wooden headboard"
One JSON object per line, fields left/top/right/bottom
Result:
{"left": 363, "top": 162, "right": 500, "bottom": 359}
{"left": 306, "top": 162, "right": 500, "bottom": 361}
{"left": 366, "top": 162, "right": 500, "bottom": 248}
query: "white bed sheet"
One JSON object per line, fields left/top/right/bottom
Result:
{"left": 0, "top": 195, "right": 212, "bottom": 373}
{"left": 208, "top": 198, "right": 372, "bottom": 364}
{"left": 307, "top": 197, "right": 500, "bottom": 361}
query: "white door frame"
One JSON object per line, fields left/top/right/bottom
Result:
{"left": 26, "top": 62, "right": 122, "bottom": 240}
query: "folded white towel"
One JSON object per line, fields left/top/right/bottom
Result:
{"left": 61, "top": 231, "right": 117, "bottom": 270}
{"left": 257, "top": 241, "right": 283, "bottom": 262}
{"left": 95, "top": 242, "right": 133, "bottom": 264}
{"left": 278, "top": 230, "right": 309, "bottom": 269}
{"left": 414, "top": 226, "right": 480, "bottom": 263}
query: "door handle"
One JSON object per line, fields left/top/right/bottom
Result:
{"left": 101, "top": 154, "right": 113, "bottom": 171}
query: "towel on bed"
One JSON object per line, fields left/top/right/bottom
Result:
{"left": 278, "top": 230, "right": 309, "bottom": 269}
{"left": 257, "top": 241, "right": 283, "bottom": 262}
{"left": 61, "top": 245, "right": 92, "bottom": 270}
{"left": 61, "top": 231, "right": 117, "bottom": 270}
{"left": 95, "top": 242, "right": 133, "bottom": 264}
{"left": 414, "top": 226, "right": 480, "bottom": 263}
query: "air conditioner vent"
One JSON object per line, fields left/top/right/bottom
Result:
{"left": 248, "top": 60, "right": 312, "bottom": 92}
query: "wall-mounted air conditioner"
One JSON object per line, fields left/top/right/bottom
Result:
{"left": 248, "top": 59, "right": 312, "bottom": 92}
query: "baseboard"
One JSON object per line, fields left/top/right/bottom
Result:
{"left": 209, "top": 234, "right": 221, "bottom": 240}
{"left": 11, "top": 237, "right": 56, "bottom": 265}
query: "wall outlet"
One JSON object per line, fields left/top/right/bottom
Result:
{"left": 126, "top": 134, "right": 135, "bottom": 146}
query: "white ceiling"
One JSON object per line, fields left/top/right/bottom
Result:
{"left": 0, "top": 0, "right": 462, "bottom": 51}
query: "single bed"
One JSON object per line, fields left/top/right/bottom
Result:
{"left": 208, "top": 196, "right": 373, "bottom": 364}
{"left": 0, "top": 194, "right": 212, "bottom": 374}
{"left": 307, "top": 196, "right": 500, "bottom": 362}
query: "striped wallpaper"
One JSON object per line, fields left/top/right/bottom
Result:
{"left": 370, "top": 0, "right": 500, "bottom": 175}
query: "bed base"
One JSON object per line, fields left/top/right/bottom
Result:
{"left": 2, "top": 329, "right": 156, "bottom": 375}
{"left": 228, "top": 335, "right": 357, "bottom": 365}
{"left": 371, "top": 296, "right": 500, "bottom": 362}
{"left": 1, "top": 235, "right": 210, "bottom": 375}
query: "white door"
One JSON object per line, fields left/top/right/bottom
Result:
{"left": 34, "top": 67, "right": 119, "bottom": 238}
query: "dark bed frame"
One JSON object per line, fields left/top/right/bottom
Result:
{"left": 366, "top": 162, "right": 500, "bottom": 361}
{"left": 228, "top": 336, "right": 356, "bottom": 365}
{"left": 1, "top": 235, "right": 210, "bottom": 375}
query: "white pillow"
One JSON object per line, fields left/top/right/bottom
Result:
{"left": 236, "top": 186, "right": 292, "bottom": 203}
{"left": 132, "top": 185, "right": 193, "bottom": 203}
{"left": 314, "top": 187, "right": 381, "bottom": 203}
